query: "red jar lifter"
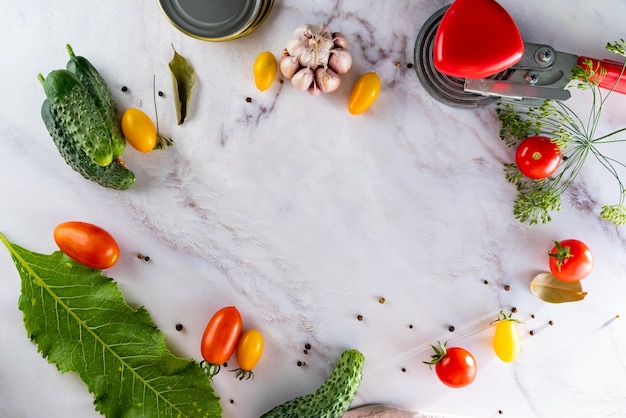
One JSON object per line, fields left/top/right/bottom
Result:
{"left": 414, "top": 0, "right": 626, "bottom": 108}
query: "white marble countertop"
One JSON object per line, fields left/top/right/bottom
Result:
{"left": 1, "top": 1, "right": 626, "bottom": 417}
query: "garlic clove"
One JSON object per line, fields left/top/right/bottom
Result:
{"left": 332, "top": 32, "right": 348, "bottom": 49}
{"left": 280, "top": 54, "right": 300, "bottom": 79}
{"left": 291, "top": 67, "right": 314, "bottom": 91}
{"left": 315, "top": 67, "right": 341, "bottom": 93}
{"left": 308, "top": 80, "right": 322, "bottom": 96}
{"left": 328, "top": 48, "right": 352, "bottom": 75}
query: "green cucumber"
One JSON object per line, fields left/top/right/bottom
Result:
{"left": 261, "top": 349, "right": 365, "bottom": 418}
{"left": 65, "top": 44, "right": 126, "bottom": 157}
{"left": 38, "top": 69, "right": 113, "bottom": 167}
{"left": 41, "top": 99, "right": 134, "bottom": 190}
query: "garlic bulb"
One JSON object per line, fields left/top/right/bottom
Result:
{"left": 282, "top": 23, "right": 352, "bottom": 95}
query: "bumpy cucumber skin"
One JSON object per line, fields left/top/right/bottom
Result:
{"left": 65, "top": 44, "right": 126, "bottom": 157}
{"left": 41, "top": 69, "right": 113, "bottom": 167}
{"left": 261, "top": 349, "right": 364, "bottom": 418}
{"left": 42, "top": 99, "right": 134, "bottom": 190}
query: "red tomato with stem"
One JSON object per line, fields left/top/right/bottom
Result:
{"left": 424, "top": 341, "right": 477, "bottom": 388}
{"left": 549, "top": 239, "right": 593, "bottom": 282}
{"left": 200, "top": 306, "right": 242, "bottom": 378}
{"left": 515, "top": 136, "right": 562, "bottom": 179}
{"left": 53, "top": 221, "right": 119, "bottom": 269}
{"left": 232, "top": 329, "right": 264, "bottom": 380}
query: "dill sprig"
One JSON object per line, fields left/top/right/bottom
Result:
{"left": 497, "top": 39, "right": 626, "bottom": 226}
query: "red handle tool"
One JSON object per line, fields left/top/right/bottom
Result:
{"left": 578, "top": 56, "right": 626, "bottom": 94}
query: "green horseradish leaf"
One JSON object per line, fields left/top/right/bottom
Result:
{"left": 0, "top": 231, "right": 221, "bottom": 418}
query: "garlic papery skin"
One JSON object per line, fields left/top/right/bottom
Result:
{"left": 332, "top": 32, "right": 348, "bottom": 49}
{"left": 292, "top": 24, "right": 314, "bottom": 40}
{"left": 298, "top": 47, "right": 318, "bottom": 70}
{"left": 291, "top": 67, "right": 314, "bottom": 91}
{"left": 328, "top": 48, "right": 352, "bottom": 75}
{"left": 287, "top": 36, "right": 308, "bottom": 57}
{"left": 280, "top": 54, "right": 301, "bottom": 79}
{"left": 315, "top": 67, "right": 341, "bottom": 93}
{"left": 316, "top": 24, "right": 333, "bottom": 41}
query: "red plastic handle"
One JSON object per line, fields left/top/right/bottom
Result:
{"left": 577, "top": 56, "right": 626, "bottom": 95}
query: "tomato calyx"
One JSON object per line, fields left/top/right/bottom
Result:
{"left": 230, "top": 368, "right": 255, "bottom": 381}
{"left": 200, "top": 361, "right": 222, "bottom": 379}
{"left": 490, "top": 310, "right": 524, "bottom": 326}
{"left": 423, "top": 340, "right": 449, "bottom": 368}
{"left": 548, "top": 240, "right": 573, "bottom": 272}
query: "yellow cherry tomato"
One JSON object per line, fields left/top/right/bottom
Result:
{"left": 348, "top": 72, "right": 381, "bottom": 115}
{"left": 253, "top": 51, "right": 277, "bottom": 92}
{"left": 233, "top": 329, "right": 264, "bottom": 380}
{"left": 491, "top": 311, "right": 521, "bottom": 362}
{"left": 121, "top": 108, "right": 157, "bottom": 153}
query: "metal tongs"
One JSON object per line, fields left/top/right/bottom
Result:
{"left": 414, "top": 0, "right": 626, "bottom": 108}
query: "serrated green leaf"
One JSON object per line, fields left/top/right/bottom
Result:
{"left": 530, "top": 272, "right": 588, "bottom": 303}
{"left": 0, "top": 232, "right": 221, "bottom": 418}
{"left": 169, "top": 46, "right": 196, "bottom": 125}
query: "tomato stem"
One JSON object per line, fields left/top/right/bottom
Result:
{"left": 548, "top": 240, "right": 573, "bottom": 272}
{"left": 490, "top": 310, "right": 524, "bottom": 325}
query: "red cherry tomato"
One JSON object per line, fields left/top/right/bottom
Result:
{"left": 548, "top": 239, "right": 593, "bottom": 282}
{"left": 515, "top": 136, "right": 562, "bottom": 179}
{"left": 424, "top": 341, "right": 477, "bottom": 388}
{"left": 200, "top": 306, "right": 242, "bottom": 377}
{"left": 53, "top": 221, "right": 119, "bottom": 269}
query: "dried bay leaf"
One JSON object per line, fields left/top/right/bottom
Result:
{"left": 169, "top": 46, "right": 196, "bottom": 125}
{"left": 530, "top": 272, "right": 588, "bottom": 303}
{"left": 0, "top": 231, "right": 221, "bottom": 418}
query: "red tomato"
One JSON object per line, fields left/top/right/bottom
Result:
{"left": 515, "top": 136, "right": 562, "bottom": 179}
{"left": 200, "top": 306, "right": 242, "bottom": 377}
{"left": 424, "top": 341, "right": 477, "bottom": 388}
{"left": 53, "top": 221, "right": 119, "bottom": 269}
{"left": 548, "top": 239, "right": 593, "bottom": 282}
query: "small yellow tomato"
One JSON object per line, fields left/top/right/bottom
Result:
{"left": 253, "top": 51, "right": 277, "bottom": 92}
{"left": 348, "top": 72, "right": 381, "bottom": 115}
{"left": 233, "top": 329, "right": 264, "bottom": 380}
{"left": 492, "top": 312, "right": 521, "bottom": 362}
{"left": 121, "top": 108, "right": 157, "bottom": 153}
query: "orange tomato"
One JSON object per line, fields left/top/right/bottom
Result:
{"left": 348, "top": 72, "right": 381, "bottom": 115}
{"left": 253, "top": 51, "right": 277, "bottom": 91}
{"left": 53, "top": 221, "right": 119, "bottom": 269}
{"left": 121, "top": 108, "right": 157, "bottom": 152}
{"left": 234, "top": 329, "right": 264, "bottom": 380}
